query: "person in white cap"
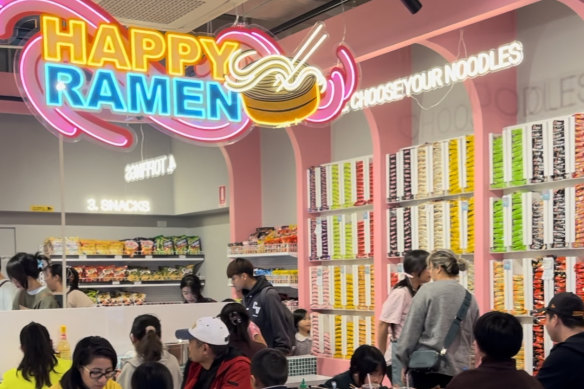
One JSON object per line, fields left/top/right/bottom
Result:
{"left": 175, "top": 316, "right": 252, "bottom": 389}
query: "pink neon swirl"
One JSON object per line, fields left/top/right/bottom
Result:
{"left": 305, "top": 45, "right": 358, "bottom": 124}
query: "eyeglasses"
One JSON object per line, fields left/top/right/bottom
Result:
{"left": 83, "top": 366, "right": 116, "bottom": 380}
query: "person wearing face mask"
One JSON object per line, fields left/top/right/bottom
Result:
{"left": 51, "top": 336, "right": 121, "bottom": 389}
{"left": 377, "top": 250, "right": 431, "bottom": 386}
{"left": 396, "top": 249, "right": 479, "bottom": 389}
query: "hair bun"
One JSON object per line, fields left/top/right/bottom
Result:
{"left": 457, "top": 258, "right": 467, "bottom": 272}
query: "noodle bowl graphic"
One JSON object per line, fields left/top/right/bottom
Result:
{"left": 225, "top": 50, "right": 328, "bottom": 126}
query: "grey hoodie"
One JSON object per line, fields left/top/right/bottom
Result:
{"left": 117, "top": 349, "right": 182, "bottom": 389}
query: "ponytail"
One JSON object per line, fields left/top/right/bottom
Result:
{"left": 136, "top": 327, "right": 163, "bottom": 362}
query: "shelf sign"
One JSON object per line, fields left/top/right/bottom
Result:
{"left": 30, "top": 205, "right": 54, "bottom": 212}
{"left": 124, "top": 154, "right": 176, "bottom": 183}
{"left": 3, "top": 0, "right": 358, "bottom": 149}
{"left": 343, "top": 41, "right": 524, "bottom": 113}
{"left": 87, "top": 198, "right": 151, "bottom": 213}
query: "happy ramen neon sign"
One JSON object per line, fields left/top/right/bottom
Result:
{"left": 0, "top": 0, "right": 357, "bottom": 148}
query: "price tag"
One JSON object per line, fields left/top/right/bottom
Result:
{"left": 115, "top": 255, "right": 122, "bottom": 260}
{"left": 179, "top": 255, "right": 186, "bottom": 259}
{"left": 80, "top": 255, "right": 87, "bottom": 260}
{"left": 112, "top": 281, "right": 120, "bottom": 285}
{"left": 461, "top": 201, "right": 469, "bottom": 212}
{"left": 133, "top": 281, "right": 142, "bottom": 285}
{"left": 145, "top": 255, "right": 153, "bottom": 260}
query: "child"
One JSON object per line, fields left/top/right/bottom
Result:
{"left": 292, "top": 308, "right": 312, "bottom": 355}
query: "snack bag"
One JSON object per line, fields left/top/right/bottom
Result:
{"left": 173, "top": 236, "right": 188, "bottom": 255}
{"left": 127, "top": 267, "right": 140, "bottom": 282}
{"left": 123, "top": 240, "right": 139, "bottom": 257}
{"left": 139, "top": 239, "right": 154, "bottom": 255}
{"left": 187, "top": 236, "right": 202, "bottom": 254}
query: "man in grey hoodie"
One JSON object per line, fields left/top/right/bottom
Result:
{"left": 227, "top": 257, "right": 295, "bottom": 355}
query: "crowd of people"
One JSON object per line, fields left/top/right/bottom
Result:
{"left": 1, "top": 251, "right": 584, "bottom": 389}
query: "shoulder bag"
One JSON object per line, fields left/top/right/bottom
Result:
{"left": 407, "top": 290, "right": 472, "bottom": 372}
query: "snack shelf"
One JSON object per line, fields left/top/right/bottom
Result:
{"left": 50, "top": 254, "right": 204, "bottom": 262}
{"left": 308, "top": 204, "right": 373, "bottom": 216}
{"left": 490, "top": 176, "right": 584, "bottom": 192}
{"left": 310, "top": 308, "right": 375, "bottom": 316}
{"left": 228, "top": 282, "right": 298, "bottom": 289}
{"left": 309, "top": 257, "right": 373, "bottom": 264}
{"left": 227, "top": 252, "right": 297, "bottom": 258}
{"left": 79, "top": 281, "right": 181, "bottom": 289}
{"left": 387, "top": 191, "right": 474, "bottom": 207}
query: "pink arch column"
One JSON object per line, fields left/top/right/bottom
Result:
{"left": 358, "top": 48, "right": 413, "bottom": 327}
{"left": 422, "top": 11, "right": 518, "bottom": 312}
{"left": 286, "top": 123, "right": 332, "bottom": 371}
{"left": 221, "top": 129, "right": 262, "bottom": 243}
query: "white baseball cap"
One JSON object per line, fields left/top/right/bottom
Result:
{"left": 175, "top": 316, "right": 229, "bottom": 345}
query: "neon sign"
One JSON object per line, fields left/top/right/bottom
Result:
{"left": 344, "top": 41, "right": 523, "bottom": 113}
{"left": 0, "top": 0, "right": 358, "bottom": 149}
{"left": 124, "top": 154, "right": 177, "bottom": 183}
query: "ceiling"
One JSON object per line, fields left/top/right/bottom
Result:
{"left": 197, "top": 0, "right": 373, "bottom": 38}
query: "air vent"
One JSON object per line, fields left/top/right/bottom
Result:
{"left": 93, "top": 0, "right": 247, "bottom": 32}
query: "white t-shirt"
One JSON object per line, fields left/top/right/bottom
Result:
{"left": 0, "top": 279, "right": 18, "bottom": 311}
{"left": 379, "top": 286, "right": 413, "bottom": 363}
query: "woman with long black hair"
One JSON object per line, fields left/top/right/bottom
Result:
{"left": 377, "top": 249, "right": 431, "bottom": 386}
{"left": 0, "top": 322, "right": 71, "bottom": 389}
{"left": 52, "top": 336, "right": 121, "bottom": 389}
{"left": 219, "top": 302, "right": 266, "bottom": 359}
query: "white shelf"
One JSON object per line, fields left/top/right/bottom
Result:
{"left": 490, "top": 176, "right": 584, "bottom": 192}
{"left": 51, "top": 255, "right": 204, "bottom": 263}
{"left": 228, "top": 282, "right": 298, "bottom": 289}
{"left": 310, "top": 308, "right": 375, "bottom": 316}
{"left": 79, "top": 282, "right": 180, "bottom": 289}
{"left": 387, "top": 191, "right": 473, "bottom": 206}
{"left": 308, "top": 203, "right": 373, "bottom": 216}
{"left": 227, "top": 252, "right": 297, "bottom": 258}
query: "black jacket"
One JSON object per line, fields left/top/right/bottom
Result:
{"left": 446, "top": 357, "right": 543, "bottom": 389}
{"left": 537, "top": 331, "right": 584, "bottom": 389}
{"left": 242, "top": 276, "right": 295, "bottom": 354}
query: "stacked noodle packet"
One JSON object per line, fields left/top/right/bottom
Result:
{"left": 388, "top": 209, "right": 398, "bottom": 257}
{"left": 344, "top": 217, "right": 354, "bottom": 260}
{"left": 334, "top": 315, "right": 343, "bottom": 358}
{"left": 511, "top": 128, "right": 527, "bottom": 186}
{"left": 357, "top": 266, "right": 366, "bottom": 310}
{"left": 368, "top": 159, "right": 374, "bottom": 204}
{"left": 531, "top": 193, "right": 545, "bottom": 250}
{"left": 555, "top": 256, "right": 566, "bottom": 294}
{"left": 465, "top": 135, "right": 475, "bottom": 192}
{"left": 466, "top": 259, "right": 475, "bottom": 292}
{"left": 417, "top": 146, "right": 429, "bottom": 198}
{"left": 450, "top": 199, "right": 462, "bottom": 254}
{"left": 574, "top": 184, "right": 584, "bottom": 248}
{"left": 531, "top": 123, "right": 546, "bottom": 183}
{"left": 491, "top": 135, "right": 505, "bottom": 188}
{"left": 388, "top": 154, "right": 398, "bottom": 202}
{"left": 320, "top": 166, "right": 329, "bottom": 211}
{"left": 354, "top": 160, "right": 366, "bottom": 206}
{"left": 512, "top": 275, "right": 527, "bottom": 315}
{"left": 575, "top": 262, "right": 584, "bottom": 301}
{"left": 574, "top": 114, "right": 584, "bottom": 178}
{"left": 403, "top": 207, "right": 412, "bottom": 253}
{"left": 449, "top": 138, "right": 462, "bottom": 194}
{"left": 403, "top": 149, "right": 413, "bottom": 200}
{"left": 492, "top": 261, "right": 505, "bottom": 311}
{"left": 308, "top": 167, "right": 317, "bottom": 211}
{"left": 512, "top": 192, "right": 527, "bottom": 251}
{"left": 343, "top": 162, "right": 353, "bottom": 208}
{"left": 322, "top": 266, "right": 331, "bottom": 308}
{"left": 345, "top": 269, "right": 355, "bottom": 309}
{"left": 434, "top": 204, "right": 446, "bottom": 250}
{"left": 532, "top": 258, "right": 545, "bottom": 374}
{"left": 433, "top": 141, "right": 446, "bottom": 194}
{"left": 552, "top": 119, "right": 567, "bottom": 181}
{"left": 345, "top": 318, "right": 354, "bottom": 359}
{"left": 331, "top": 164, "right": 341, "bottom": 209}
{"left": 467, "top": 197, "right": 475, "bottom": 253}
{"left": 552, "top": 189, "right": 567, "bottom": 248}
{"left": 491, "top": 199, "right": 505, "bottom": 252}
{"left": 310, "top": 267, "right": 319, "bottom": 307}
{"left": 418, "top": 204, "right": 429, "bottom": 251}
{"left": 333, "top": 267, "right": 342, "bottom": 308}
{"left": 332, "top": 216, "right": 342, "bottom": 260}
{"left": 515, "top": 344, "right": 525, "bottom": 371}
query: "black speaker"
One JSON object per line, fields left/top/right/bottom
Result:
{"left": 400, "top": 0, "right": 422, "bottom": 14}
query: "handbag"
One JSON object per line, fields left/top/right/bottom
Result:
{"left": 407, "top": 290, "right": 472, "bottom": 372}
